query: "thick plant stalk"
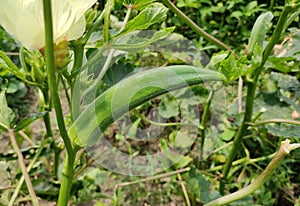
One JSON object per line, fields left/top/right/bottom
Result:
{"left": 205, "top": 139, "right": 300, "bottom": 206}
{"left": 42, "top": 0, "right": 75, "bottom": 205}
{"left": 220, "top": 4, "right": 292, "bottom": 193}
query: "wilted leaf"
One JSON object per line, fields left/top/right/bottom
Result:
{"left": 266, "top": 124, "right": 300, "bottom": 138}
{"left": 274, "top": 30, "right": 300, "bottom": 60}
{"left": 269, "top": 72, "right": 300, "bottom": 112}
{"left": 254, "top": 92, "right": 292, "bottom": 120}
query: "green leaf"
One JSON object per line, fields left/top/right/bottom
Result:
{"left": 69, "top": 65, "right": 225, "bottom": 146}
{"left": 159, "top": 138, "right": 193, "bottom": 169}
{"left": 126, "top": 118, "right": 141, "bottom": 139}
{"left": 0, "top": 92, "right": 15, "bottom": 129}
{"left": 124, "top": 0, "right": 156, "bottom": 11}
{"left": 177, "top": 0, "right": 199, "bottom": 9}
{"left": 103, "top": 60, "right": 135, "bottom": 87}
{"left": 0, "top": 51, "right": 28, "bottom": 84}
{"left": 221, "top": 129, "right": 235, "bottom": 141}
{"left": 118, "top": 3, "right": 168, "bottom": 36}
{"left": 187, "top": 167, "right": 214, "bottom": 203}
{"left": 174, "top": 155, "right": 193, "bottom": 168}
{"left": 14, "top": 112, "right": 48, "bottom": 132}
{"left": 207, "top": 51, "right": 229, "bottom": 67}
{"left": 216, "top": 54, "right": 248, "bottom": 82}
{"left": 115, "top": 0, "right": 124, "bottom": 9}
{"left": 158, "top": 95, "right": 179, "bottom": 118}
{"left": 112, "top": 27, "right": 175, "bottom": 52}
{"left": 248, "top": 12, "right": 273, "bottom": 55}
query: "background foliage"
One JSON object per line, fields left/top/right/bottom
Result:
{"left": 0, "top": 0, "right": 300, "bottom": 205}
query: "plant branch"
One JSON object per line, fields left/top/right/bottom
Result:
{"left": 115, "top": 167, "right": 191, "bottom": 188}
{"left": 177, "top": 173, "right": 191, "bottom": 206}
{"left": 134, "top": 111, "right": 199, "bottom": 128}
{"left": 208, "top": 152, "right": 276, "bottom": 172}
{"left": 7, "top": 128, "right": 39, "bottom": 206}
{"left": 250, "top": 118, "right": 300, "bottom": 126}
{"left": 161, "top": 0, "right": 238, "bottom": 58}
{"left": 9, "top": 138, "right": 48, "bottom": 206}
{"left": 205, "top": 139, "right": 300, "bottom": 206}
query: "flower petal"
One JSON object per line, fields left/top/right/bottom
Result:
{"left": 0, "top": 0, "right": 96, "bottom": 50}
{"left": 0, "top": 0, "right": 44, "bottom": 50}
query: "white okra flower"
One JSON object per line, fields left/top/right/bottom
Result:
{"left": 0, "top": 0, "right": 96, "bottom": 50}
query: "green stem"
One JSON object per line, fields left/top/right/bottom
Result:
{"left": 42, "top": 0, "right": 75, "bottom": 205}
{"left": 82, "top": 11, "right": 105, "bottom": 44}
{"left": 103, "top": 0, "right": 114, "bottom": 43}
{"left": 251, "top": 118, "right": 300, "bottom": 126}
{"left": 69, "top": 44, "right": 84, "bottom": 120}
{"left": 270, "top": 0, "right": 275, "bottom": 10}
{"left": 199, "top": 91, "right": 214, "bottom": 165}
{"left": 208, "top": 152, "right": 276, "bottom": 172}
{"left": 69, "top": 10, "right": 105, "bottom": 79}
{"left": 162, "top": 0, "right": 238, "bottom": 58}
{"left": 60, "top": 75, "right": 71, "bottom": 108}
{"left": 8, "top": 129, "right": 39, "bottom": 206}
{"left": 57, "top": 153, "right": 76, "bottom": 206}
{"left": 205, "top": 139, "right": 299, "bottom": 206}
{"left": 220, "top": 5, "right": 291, "bottom": 193}
{"left": 41, "top": 88, "right": 53, "bottom": 137}
{"left": 43, "top": 0, "right": 73, "bottom": 156}
{"left": 43, "top": 112, "right": 52, "bottom": 137}
{"left": 71, "top": 44, "right": 84, "bottom": 75}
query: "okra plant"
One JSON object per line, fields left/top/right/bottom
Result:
{"left": 0, "top": 0, "right": 300, "bottom": 205}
